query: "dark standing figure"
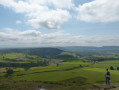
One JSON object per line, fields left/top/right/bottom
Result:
{"left": 105, "top": 69, "right": 110, "bottom": 85}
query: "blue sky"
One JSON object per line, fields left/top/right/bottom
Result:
{"left": 0, "top": 0, "right": 119, "bottom": 47}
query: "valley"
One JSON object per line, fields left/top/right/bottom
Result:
{"left": 0, "top": 47, "right": 119, "bottom": 90}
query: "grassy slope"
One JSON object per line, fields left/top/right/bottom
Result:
{"left": 91, "top": 60, "right": 119, "bottom": 69}
{"left": 12, "top": 67, "right": 119, "bottom": 83}
{"left": 1, "top": 60, "right": 119, "bottom": 90}
{"left": 0, "top": 61, "right": 119, "bottom": 82}
{"left": 12, "top": 61, "right": 119, "bottom": 84}
{"left": 0, "top": 61, "right": 116, "bottom": 83}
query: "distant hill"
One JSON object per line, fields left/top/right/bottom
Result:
{"left": 1, "top": 46, "right": 119, "bottom": 58}
{"left": 58, "top": 46, "right": 119, "bottom": 52}
{"left": 0, "top": 48, "right": 63, "bottom": 58}
{"left": 57, "top": 46, "right": 119, "bottom": 56}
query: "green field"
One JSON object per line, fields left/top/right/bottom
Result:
{"left": 0, "top": 60, "right": 119, "bottom": 90}
{"left": 91, "top": 60, "right": 119, "bottom": 69}
{"left": 10, "top": 62, "right": 119, "bottom": 84}
{"left": 0, "top": 51, "right": 119, "bottom": 90}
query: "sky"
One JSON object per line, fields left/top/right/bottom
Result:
{"left": 0, "top": 0, "right": 119, "bottom": 48}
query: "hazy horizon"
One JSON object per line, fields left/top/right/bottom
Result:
{"left": 1, "top": 45, "right": 119, "bottom": 49}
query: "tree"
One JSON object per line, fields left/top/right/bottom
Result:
{"left": 110, "top": 66, "right": 114, "bottom": 70}
{"left": 117, "top": 67, "right": 119, "bottom": 70}
{"left": 80, "top": 65, "right": 83, "bottom": 67}
{"left": 5, "top": 68, "right": 14, "bottom": 77}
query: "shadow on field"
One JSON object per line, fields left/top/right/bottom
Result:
{"left": 39, "top": 76, "right": 102, "bottom": 90}
{"left": 0, "top": 85, "right": 9, "bottom": 90}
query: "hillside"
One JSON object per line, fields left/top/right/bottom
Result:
{"left": 0, "top": 48, "right": 63, "bottom": 58}
{"left": 59, "top": 46, "right": 119, "bottom": 52}
{"left": 58, "top": 46, "right": 119, "bottom": 56}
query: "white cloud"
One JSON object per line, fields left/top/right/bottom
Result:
{"left": 16, "top": 20, "right": 22, "bottom": 24}
{"left": 0, "top": 28, "right": 70, "bottom": 47}
{"left": 27, "top": 0, "right": 73, "bottom": 9}
{"left": 76, "top": 0, "right": 119, "bottom": 22}
{"left": 48, "top": 0, "right": 74, "bottom": 9}
{"left": 0, "top": 0, "right": 72, "bottom": 29}
{"left": 27, "top": 9, "right": 71, "bottom": 29}
{"left": 0, "top": 28, "right": 119, "bottom": 47}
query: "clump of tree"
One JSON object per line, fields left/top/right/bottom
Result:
{"left": 117, "top": 67, "right": 119, "bottom": 70}
{"left": 36, "top": 60, "right": 49, "bottom": 66}
{"left": 110, "top": 66, "right": 114, "bottom": 70}
{"left": 79, "top": 65, "right": 83, "bottom": 67}
{"left": 0, "top": 60, "right": 49, "bottom": 68}
{"left": 5, "top": 68, "right": 14, "bottom": 77}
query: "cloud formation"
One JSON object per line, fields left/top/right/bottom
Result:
{"left": 77, "top": 0, "right": 119, "bottom": 22}
{"left": 0, "top": 0, "right": 72, "bottom": 29}
{"left": 0, "top": 0, "right": 119, "bottom": 29}
{"left": 0, "top": 28, "right": 119, "bottom": 47}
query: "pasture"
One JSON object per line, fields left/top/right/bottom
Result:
{"left": 0, "top": 60, "right": 119, "bottom": 90}
{"left": 91, "top": 60, "right": 119, "bottom": 69}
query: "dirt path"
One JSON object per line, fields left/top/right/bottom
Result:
{"left": 110, "top": 87, "right": 119, "bottom": 90}
{"left": 94, "top": 83, "right": 119, "bottom": 90}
